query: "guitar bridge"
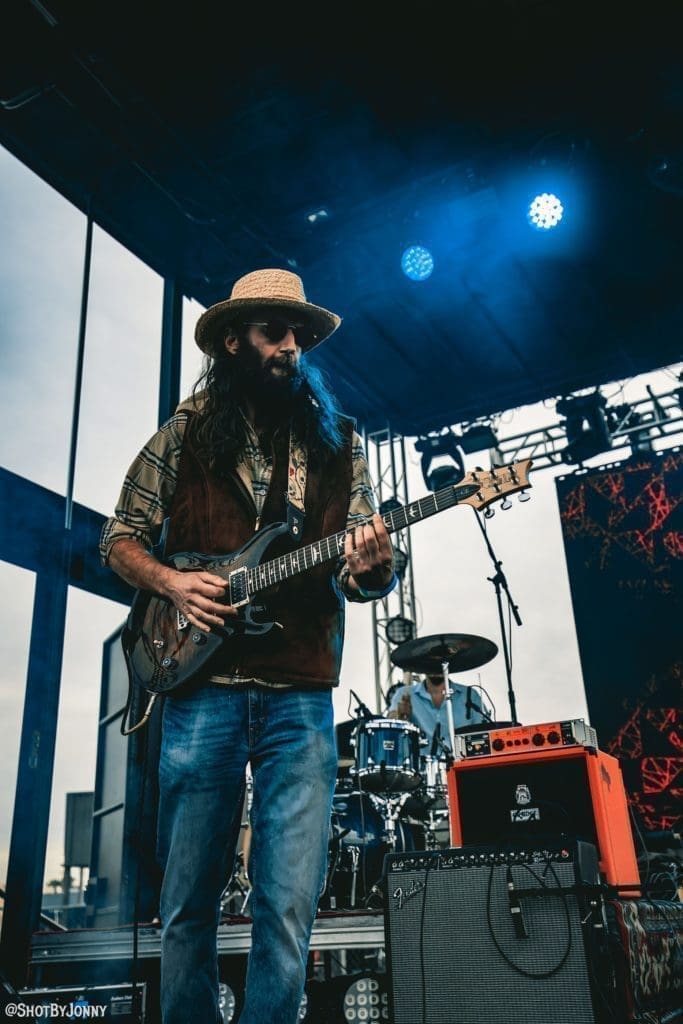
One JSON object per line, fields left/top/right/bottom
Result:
{"left": 228, "top": 566, "right": 250, "bottom": 607}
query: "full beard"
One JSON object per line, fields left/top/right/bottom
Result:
{"left": 235, "top": 344, "right": 306, "bottom": 419}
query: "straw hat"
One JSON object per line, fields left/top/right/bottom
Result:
{"left": 195, "top": 268, "right": 342, "bottom": 355}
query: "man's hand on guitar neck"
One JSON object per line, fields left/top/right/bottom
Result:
{"left": 109, "top": 538, "right": 237, "bottom": 633}
{"left": 344, "top": 513, "right": 394, "bottom": 595}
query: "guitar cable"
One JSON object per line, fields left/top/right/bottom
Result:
{"left": 129, "top": 688, "right": 158, "bottom": 1024}
{"left": 121, "top": 691, "right": 159, "bottom": 736}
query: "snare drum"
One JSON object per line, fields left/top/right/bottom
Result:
{"left": 352, "top": 718, "right": 422, "bottom": 793}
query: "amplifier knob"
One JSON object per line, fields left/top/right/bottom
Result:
{"left": 547, "top": 730, "right": 561, "bottom": 744}
{"left": 531, "top": 732, "right": 545, "bottom": 746}
{"left": 492, "top": 738, "right": 505, "bottom": 751}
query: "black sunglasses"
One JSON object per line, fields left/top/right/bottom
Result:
{"left": 243, "top": 319, "right": 316, "bottom": 347}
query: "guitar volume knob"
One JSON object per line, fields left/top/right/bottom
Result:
{"left": 161, "top": 657, "right": 178, "bottom": 670}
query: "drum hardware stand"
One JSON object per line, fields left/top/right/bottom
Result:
{"left": 473, "top": 508, "right": 522, "bottom": 726}
{"left": 371, "top": 792, "right": 411, "bottom": 852}
{"left": 423, "top": 808, "right": 448, "bottom": 850}
{"left": 220, "top": 850, "right": 252, "bottom": 917}
{"left": 421, "top": 744, "right": 451, "bottom": 850}
{"left": 220, "top": 766, "right": 254, "bottom": 918}
{"left": 348, "top": 845, "right": 361, "bottom": 909}
{"left": 441, "top": 659, "right": 459, "bottom": 756}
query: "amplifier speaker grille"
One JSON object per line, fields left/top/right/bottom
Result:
{"left": 384, "top": 842, "right": 607, "bottom": 1024}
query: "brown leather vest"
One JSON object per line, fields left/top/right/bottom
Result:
{"left": 164, "top": 413, "right": 355, "bottom": 687}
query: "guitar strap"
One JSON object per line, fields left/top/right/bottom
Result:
{"left": 286, "top": 428, "right": 307, "bottom": 541}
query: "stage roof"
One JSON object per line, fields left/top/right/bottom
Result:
{"left": 3, "top": 1, "right": 682, "bottom": 434}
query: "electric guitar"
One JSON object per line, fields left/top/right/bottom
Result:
{"left": 122, "top": 460, "right": 533, "bottom": 695}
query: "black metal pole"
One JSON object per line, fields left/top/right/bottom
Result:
{"left": 0, "top": 561, "right": 69, "bottom": 985}
{"left": 1, "top": 212, "right": 94, "bottom": 985}
{"left": 65, "top": 213, "right": 93, "bottom": 531}
{"left": 473, "top": 510, "right": 522, "bottom": 725}
{"left": 158, "top": 278, "right": 183, "bottom": 427}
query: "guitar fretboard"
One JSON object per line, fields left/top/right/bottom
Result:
{"left": 247, "top": 482, "right": 480, "bottom": 594}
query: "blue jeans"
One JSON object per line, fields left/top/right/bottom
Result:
{"left": 157, "top": 683, "right": 338, "bottom": 1024}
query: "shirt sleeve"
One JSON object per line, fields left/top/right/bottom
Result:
{"left": 99, "top": 414, "right": 188, "bottom": 565}
{"left": 336, "top": 430, "right": 383, "bottom": 602}
{"left": 388, "top": 684, "right": 409, "bottom": 713}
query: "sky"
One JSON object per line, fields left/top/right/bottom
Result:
{"left": 0, "top": 142, "right": 680, "bottom": 898}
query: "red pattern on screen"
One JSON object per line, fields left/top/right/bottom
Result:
{"left": 559, "top": 453, "right": 683, "bottom": 830}
{"left": 644, "top": 708, "right": 683, "bottom": 753}
{"left": 607, "top": 705, "right": 644, "bottom": 759}
{"left": 663, "top": 531, "right": 683, "bottom": 558}
{"left": 641, "top": 757, "right": 682, "bottom": 795}
{"left": 560, "top": 452, "right": 683, "bottom": 574}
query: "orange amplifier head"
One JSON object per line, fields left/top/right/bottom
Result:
{"left": 453, "top": 718, "right": 597, "bottom": 759}
{"left": 446, "top": 738, "right": 640, "bottom": 894}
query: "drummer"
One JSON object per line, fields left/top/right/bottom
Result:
{"left": 387, "top": 672, "right": 491, "bottom": 752}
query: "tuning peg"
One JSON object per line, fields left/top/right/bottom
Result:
{"left": 484, "top": 507, "right": 495, "bottom": 519}
{"left": 501, "top": 498, "right": 512, "bottom": 510}
{"left": 518, "top": 490, "right": 531, "bottom": 502}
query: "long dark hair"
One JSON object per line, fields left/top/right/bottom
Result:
{"left": 191, "top": 329, "right": 346, "bottom": 471}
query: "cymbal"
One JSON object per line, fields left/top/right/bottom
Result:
{"left": 390, "top": 633, "right": 498, "bottom": 674}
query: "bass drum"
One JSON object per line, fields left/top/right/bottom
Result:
{"left": 324, "top": 790, "right": 420, "bottom": 910}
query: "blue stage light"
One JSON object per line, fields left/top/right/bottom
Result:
{"left": 401, "top": 245, "right": 434, "bottom": 280}
{"left": 527, "top": 192, "right": 564, "bottom": 230}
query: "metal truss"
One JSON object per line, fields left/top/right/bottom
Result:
{"left": 479, "top": 386, "right": 683, "bottom": 472}
{"left": 364, "top": 426, "right": 418, "bottom": 712}
{"left": 365, "top": 384, "right": 682, "bottom": 700}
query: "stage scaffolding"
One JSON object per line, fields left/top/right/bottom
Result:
{"left": 364, "top": 427, "right": 418, "bottom": 713}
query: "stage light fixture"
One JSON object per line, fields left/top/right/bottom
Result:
{"left": 401, "top": 245, "right": 434, "bottom": 280}
{"left": 341, "top": 974, "right": 390, "bottom": 1022}
{"left": 385, "top": 615, "right": 416, "bottom": 645}
{"left": 415, "top": 432, "right": 465, "bottom": 492}
{"left": 557, "top": 390, "right": 612, "bottom": 464}
{"left": 218, "top": 983, "right": 236, "bottom": 1022}
{"left": 458, "top": 422, "right": 499, "bottom": 454}
{"left": 306, "top": 208, "right": 329, "bottom": 224}
{"left": 528, "top": 192, "right": 564, "bottom": 229}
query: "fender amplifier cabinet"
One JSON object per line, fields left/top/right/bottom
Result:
{"left": 384, "top": 840, "right": 613, "bottom": 1024}
{"left": 446, "top": 744, "right": 640, "bottom": 892}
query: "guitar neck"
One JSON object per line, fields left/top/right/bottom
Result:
{"left": 247, "top": 481, "right": 479, "bottom": 596}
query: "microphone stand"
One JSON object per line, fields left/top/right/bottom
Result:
{"left": 349, "top": 688, "right": 375, "bottom": 721}
{"left": 440, "top": 659, "right": 458, "bottom": 760}
{"left": 473, "top": 511, "right": 522, "bottom": 726}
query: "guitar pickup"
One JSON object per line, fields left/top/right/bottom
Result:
{"left": 228, "top": 566, "right": 250, "bottom": 607}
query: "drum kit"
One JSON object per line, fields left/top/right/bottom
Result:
{"left": 219, "top": 631, "right": 505, "bottom": 917}
{"left": 324, "top": 632, "right": 502, "bottom": 911}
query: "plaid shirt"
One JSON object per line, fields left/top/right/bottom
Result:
{"left": 100, "top": 410, "right": 380, "bottom": 686}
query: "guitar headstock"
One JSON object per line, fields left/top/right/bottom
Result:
{"left": 457, "top": 459, "right": 533, "bottom": 512}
